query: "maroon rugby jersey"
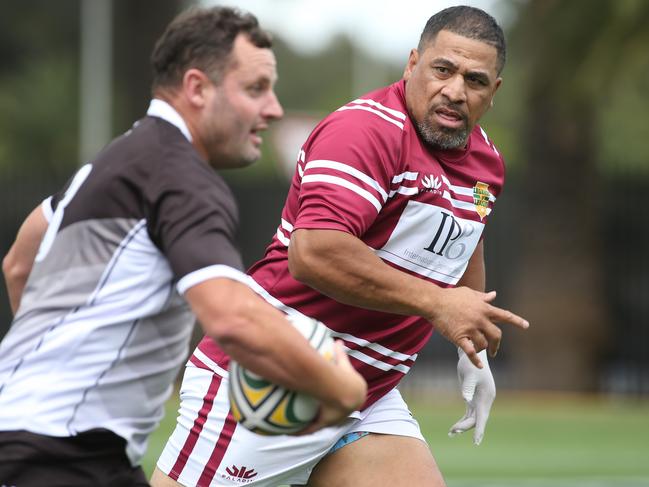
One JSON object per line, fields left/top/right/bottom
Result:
{"left": 197, "top": 80, "right": 505, "bottom": 409}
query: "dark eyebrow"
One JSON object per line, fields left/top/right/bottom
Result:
{"left": 430, "top": 56, "right": 493, "bottom": 85}
{"left": 430, "top": 57, "right": 459, "bottom": 71}
{"left": 465, "top": 70, "right": 491, "bottom": 85}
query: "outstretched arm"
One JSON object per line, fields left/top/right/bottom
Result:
{"left": 288, "top": 229, "right": 528, "bottom": 368}
{"left": 3, "top": 205, "right": 49, "bottom": 314}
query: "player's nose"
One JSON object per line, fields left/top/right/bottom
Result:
{"left": 440, "top": 74, "right": 467, "bottom": 104}
{"left": 264, "top": 91, "right": 284, "bottom": 121}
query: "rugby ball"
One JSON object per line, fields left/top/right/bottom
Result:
{"left": 228, "top": 314, "right": 335, "bottom": 435}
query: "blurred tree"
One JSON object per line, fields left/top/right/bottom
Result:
{"left": 0, "top": 0, "right": 184, "bottom": 336}
{"left": 112, "top": 0, "right": 184, "bottom": 132}
{"left": 272, "top": 33, "right": 403, "bottom": 113}
{"left": 505, "top": 0, "right": 649, "bottom": 390}
{"left": 0, "top": 1, "right": 80, "bottom": 334}
{"left": 0, "top": 0, "right": 79, "bottom": 177}
{"left": 273, "top": 34, "right": 354, "bottom": 113}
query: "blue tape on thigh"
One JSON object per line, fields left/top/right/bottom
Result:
{"left": 328, "top": 431, "right": 370, "bottom": 455}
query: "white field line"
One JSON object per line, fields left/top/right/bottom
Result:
{"left": 446, "top": 477, "right": 649, "bottom": 487}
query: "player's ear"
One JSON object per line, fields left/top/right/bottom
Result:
{"left": 403, "top": 48, "right": 419, "bottom": 80}
{"left": 489, "top": 77, "right": 503, "bottom": 107}
{"left": 182, "top": 68, "right": 212, "bottom": 109}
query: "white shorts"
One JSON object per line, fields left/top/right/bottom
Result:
{"left": 157, "top": 361, "right": 426, "bottom": 486}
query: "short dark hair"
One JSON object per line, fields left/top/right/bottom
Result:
{"left": 418, "top": 6, "right": 506, "bottom": 74}
{"left": 151, "top": 6, "right": 272, "bottom": 90}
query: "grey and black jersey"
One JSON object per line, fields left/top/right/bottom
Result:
{"left": 0, "top": 100, "right": 247, "bottom": 464}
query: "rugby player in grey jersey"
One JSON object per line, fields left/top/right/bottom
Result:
{"left": 0, "top": 7, "right": 365, "bottom": 486}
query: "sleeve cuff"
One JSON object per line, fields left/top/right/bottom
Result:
{"left": 41, "top": 196, "right": 54, "bottom": 223}
{"left": 176, "top": 265, "right": 253, "bottom": 295}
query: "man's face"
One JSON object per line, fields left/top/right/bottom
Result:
{"left": 199, "top": 34, "right": 283, "bottom": 169}
{"left": 403, "top": 29, "right": 502, "bottom": 150}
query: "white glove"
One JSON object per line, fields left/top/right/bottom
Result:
{"left": 448, "top": 348, "right": 496, "bottom": 446}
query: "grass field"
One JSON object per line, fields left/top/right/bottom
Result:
{"left": 141, "top": 392, "right": 649, "bottom": 486}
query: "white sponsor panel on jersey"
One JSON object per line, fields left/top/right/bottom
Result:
{"left": 374, "top": 201, "right": 484, "bottom": 285}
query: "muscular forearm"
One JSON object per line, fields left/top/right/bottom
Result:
{"left": 287, "top": 229, "right": 529, "bottom": 368}
{"left": 288, "top": 228, "right": 444, "bottom": 321}
{"left": 187, "top": 278, "right": 362, "bottom": 410}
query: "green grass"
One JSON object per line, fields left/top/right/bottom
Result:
{"left": 413, "top": 393, "right": 649, "bottom": 485}
{"left": 141, "top": 392, "right": 649, "bottom": 486}
{"left": 142, "top": 396, "right": 181, "bottom": 476}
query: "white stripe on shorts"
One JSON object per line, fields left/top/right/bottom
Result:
{"left": 156, "top": 364, "right": 425, "bottom": 486}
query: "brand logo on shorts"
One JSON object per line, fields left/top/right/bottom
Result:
{"left": 222, "top": 465, "right": 258, "bottom": 483}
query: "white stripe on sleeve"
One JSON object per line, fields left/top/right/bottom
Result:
{"left": 177, "top": 265, "right": 253, "bottom": 295}
{"left": 281, "top": 219, "right": 294, "bottom": 232}
{"left": 41, "top": 196, "right": 54, "bottom": 223}
{"left": 349, "top": 98, "right": 407, "bottom": 120}
{"left": 276, "top": 227, "right": 290, "bottom": 247}
{"left": 301, "top": 174, "right": 383, "bottom": 212}
{"left": 336, "top": 105, "right": 404, "bottom": 130}
{"left": 305, "top": 160, "right": 388, "bottom": 201}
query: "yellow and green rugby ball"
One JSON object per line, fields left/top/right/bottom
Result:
{"left": 228, "top": 314, "right": 335, "bottom": 435}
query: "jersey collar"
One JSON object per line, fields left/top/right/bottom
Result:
{"left": 146, "top": 99, "right": 193, "bottom": 143}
